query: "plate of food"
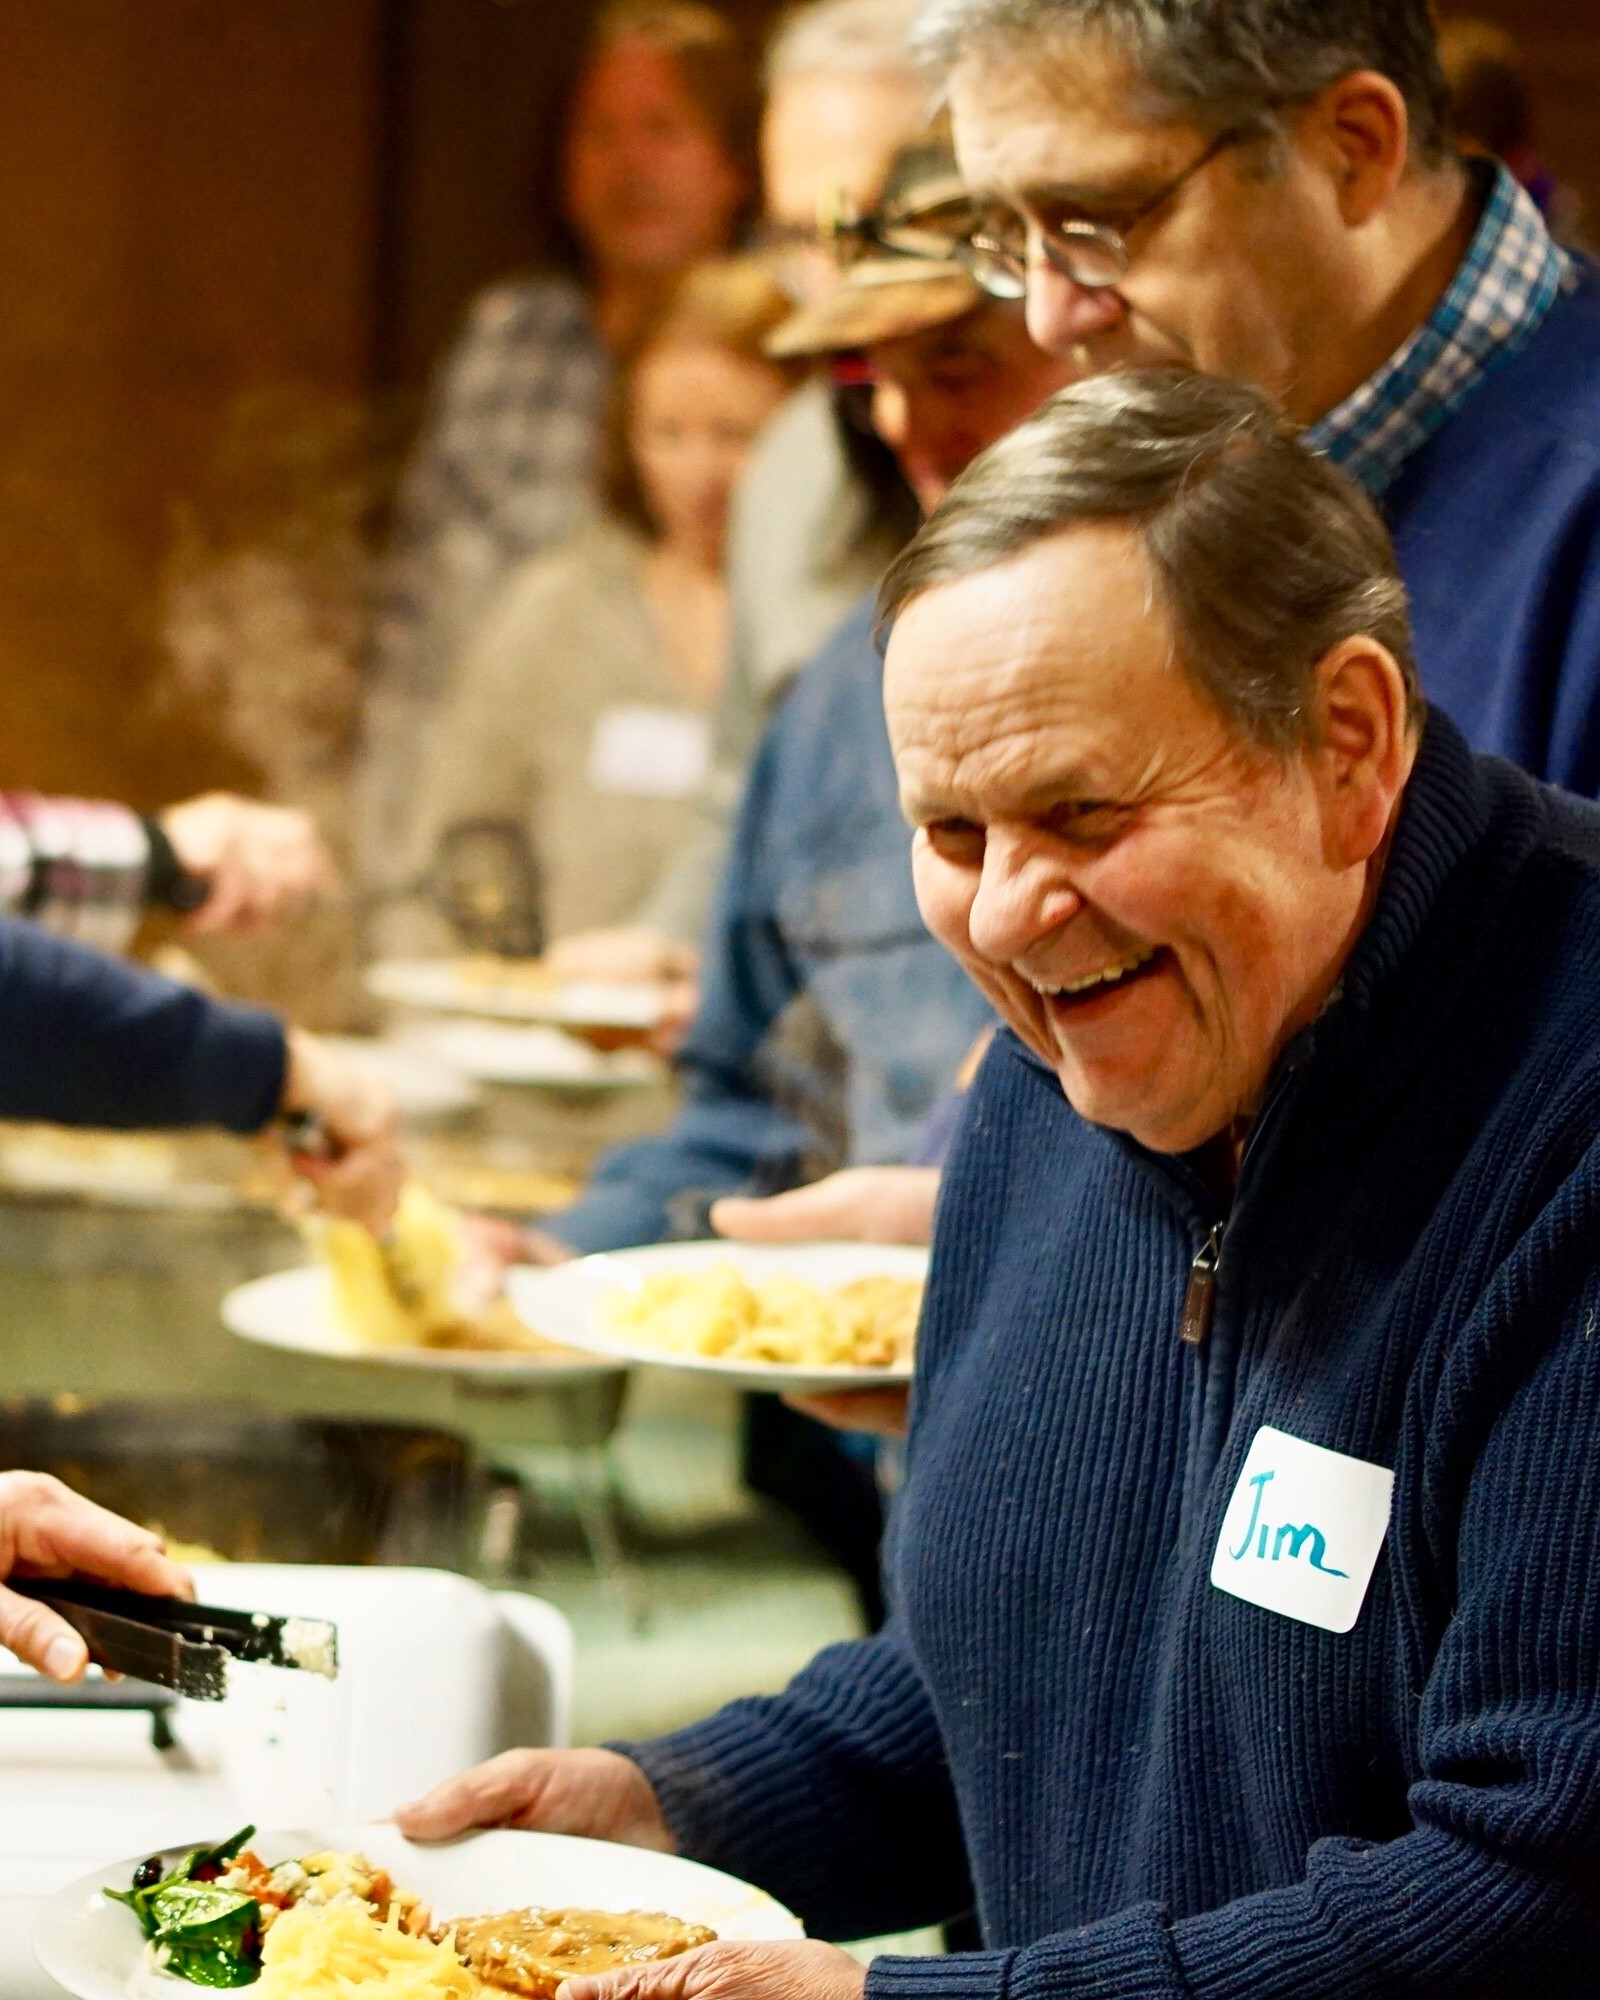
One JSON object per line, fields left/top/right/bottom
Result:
{"left": 35, "top": 1821, "right": 802, "bottom": 1998}
{"left": 506, "top": 1240, "right": 927, "bottom": 1394}
{"left": 367, "top": 958, "right": 672, "bottom": 1032}
{"left": 224, "top": 1183, "right": 620, "bottom": 1380}
{"left": 405, "top": 1020, "right": 665, "bottom": 1092}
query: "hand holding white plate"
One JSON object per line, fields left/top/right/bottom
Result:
{"left": 507, "top": 1241, "right": 927, "bottom": 1396}
{"left": 35, "top": 1824, "right": 803, "bottom": 2000}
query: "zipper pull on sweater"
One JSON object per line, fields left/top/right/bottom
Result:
{"left": 1180, "top": 1224, "right": 1225, "bottom": 1348}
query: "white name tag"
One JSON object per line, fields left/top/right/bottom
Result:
{"left": 587, "top": 705, "right": 711, "bottom": 800}
{"left": 1211, "top": 1426, "right": 1394, "bottom": 1635}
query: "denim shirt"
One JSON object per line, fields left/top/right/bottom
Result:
{"left": 553, "top": 593, "right": 994, "bottom": 1253}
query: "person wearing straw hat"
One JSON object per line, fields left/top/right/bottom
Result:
{"left": 539, "top": 140, "right": 1070, "bottom": 1263}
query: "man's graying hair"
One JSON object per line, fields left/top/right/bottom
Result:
{"left": 878, "top": 371, "right": 1421, "bottom": 752}
{"left": 767, "top": 0, "right": 922, "bottom": 86}
{"left": 911, "top": 0, "right": 1452, "bottom": 161}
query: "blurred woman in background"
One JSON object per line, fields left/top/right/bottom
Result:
{"left": 408, "top": 260, "right": 801, "bottom": 951}
{"left": 365, "top": 1, "right": 762, "bottom": 895}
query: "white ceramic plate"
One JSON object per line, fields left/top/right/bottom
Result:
{"left": 222, "top": 1266, "right": 623, "bottom": 1382}
{"left": 507, "top": 1240, "right": 926, "bottom": 1394}
{"left": 35, "top": 1822, "right": 804, "bottom": 1999}
{"left": 407, "top": 1019, "right": 665, "bottom": 1092}
{"left": 367, "top": 958, "right": 671, "bottom": 1031}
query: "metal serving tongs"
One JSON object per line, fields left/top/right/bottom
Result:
{"left": 6, "top": 1576, "right": 338, "bottom": 1701}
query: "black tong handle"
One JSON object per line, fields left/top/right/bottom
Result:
{"left": 7, "top": 1583, "right": 228, "bottom": 1699}
{"left": 7, "top": 1578, "right": 336, "bottom": 1700}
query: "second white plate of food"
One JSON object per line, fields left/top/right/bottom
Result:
{"left": 405, "top": 1019, "right": 665, "bottom": 1091}
{"left": 222, "top": 1266, "right": 623, "bottom": 1382}
{"left": 36, "top": 1822, "right": 803, "bottom": 2000}
{"left": 507, "top": 1239, "right": 927, "bottom": 1393}
{"left": 367, "top": 956, "right": 671, "bottom": 1030}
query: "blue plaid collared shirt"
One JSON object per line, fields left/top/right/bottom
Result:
{"left": 1305, "top": 162, "right": 1574, "bottom": 498}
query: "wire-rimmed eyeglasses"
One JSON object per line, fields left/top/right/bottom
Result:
{"left": 956, "top": 127, "right": 1250, "bottom": 301}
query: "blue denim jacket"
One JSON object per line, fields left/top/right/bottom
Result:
{"left": 553, "top": 593, "right": 993, "bottom": 1253}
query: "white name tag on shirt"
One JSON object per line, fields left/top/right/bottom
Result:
{"left": 587, "top": 705, "right": 711, "bottom": 801}
{"left": 1211, "top": 1426, "right": 1394, "bottom": 1635}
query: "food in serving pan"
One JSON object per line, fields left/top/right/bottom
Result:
{"left": 107, "top": 1831, "right": 721, "bottom": 1994}
{"left": 599, "top": 1265, "right": 922, "bottom": 1369}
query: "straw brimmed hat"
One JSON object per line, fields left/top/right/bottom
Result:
{"left": 764, "top": 133, "right": 985, "bottom": 358}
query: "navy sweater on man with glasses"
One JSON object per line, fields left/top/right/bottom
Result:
{"left": 1373, "top": 259, "right": 1600, "bottom": 793}
{"left": 623, "top": 711, "right": 1600, "bottom": 1996}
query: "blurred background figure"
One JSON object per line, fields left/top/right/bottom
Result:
{"left": 515, "top": 141, "right": 1072, "bottom": 1624}
{"left": 407, "top": 259, "right": 801, "bottom": 953}
{"left": 0, "top": 788, "right": 334, "bottom": 954}
{"left": 1439, "top": 17, "right": 1583, "bottom": 241}
{"left": 711, "top": 0, "right": 929, "bottom": 752}
{"left": 558, "top": 0, "right": 932, "bottom": 973}
{"left": 362, "top": 0, "right": 761, "bottom": 896}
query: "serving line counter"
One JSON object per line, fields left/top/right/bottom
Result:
{"left": 0, "top": 1105, "right": 672, "bottom": 1588}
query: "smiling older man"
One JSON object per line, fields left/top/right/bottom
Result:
{"left": 401, "top": 373, "right": 1600, "bottom": 1998}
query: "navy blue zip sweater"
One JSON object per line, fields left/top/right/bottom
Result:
{"left": 627, "top": 711, "right": 1600, "bottom": 1996}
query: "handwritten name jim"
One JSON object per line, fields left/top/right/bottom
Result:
{"left": 1210, "top": 1428, "right": 1395, "bottom": 1635}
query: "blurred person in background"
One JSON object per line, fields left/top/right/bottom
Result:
{"left": 499, "top": 149, "right": 1070, "bottom": 1622}
{"left": 0, "top": 911, "right": 401, "bottom": 1233}
{"left": 539, "top": 161, "right": 1067, "bottom": 1256}
{"left": 0, "top": 788, "right": 335, "bottom": 955}
{"left": 407, "top": 261, "right": 800, "bottom": 956}
{"left": 362, "top": 1, "right": 760, "bottom": 908}
{"left": 1438, "top": 17, "right": 1581, "bottom": 240}
{"left": 555, "top": 0, "right": 934, "bottom": 976}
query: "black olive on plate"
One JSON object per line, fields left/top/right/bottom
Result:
{"left": 132, "top": 1856, "right": 165, "bottom": 1891}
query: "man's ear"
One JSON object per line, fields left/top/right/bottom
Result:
{"left": 1292, "top": 70, "right": 1411, "bottom": 227}
{"left": 1309, "top": 636, "right": 1417, "bottom": 867}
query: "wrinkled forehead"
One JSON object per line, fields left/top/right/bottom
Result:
{"left": 947, "top": 37, "right": 1206, "bottom": 203}
{"left": 882, "top": 528, "right": 1185, "bottom": 793}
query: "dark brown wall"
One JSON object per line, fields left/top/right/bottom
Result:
{"left": 0, "top": 2, "right": 383, "bottom": 802}
{"left": 0, "top": 0, "right": 788, "bottom": 812}
{"left": 1437, "top": 1, "right": 1600, "bottom": 231}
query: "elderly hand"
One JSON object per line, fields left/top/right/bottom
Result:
{"left": 396, "top": 1747, "right": 673, "bottom": 1849}
{"left": 279, "top": 1028, "right": 404, "bottom": 1235}
{"left": 0, "top": 1471, "right": 193, "bottom": 1682}
{"left": 561, "top": 1941, "right": 866, "bottom": 2000}
{"left": 712, "top": 1167, "right": 941, "bottom": 1248}
{"left": 159, "top": 792, "right": 338, "bottom": 934}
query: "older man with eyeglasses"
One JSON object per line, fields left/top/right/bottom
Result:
{"left": 914, "top": 0, "right": 1600, "bottom": 797}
